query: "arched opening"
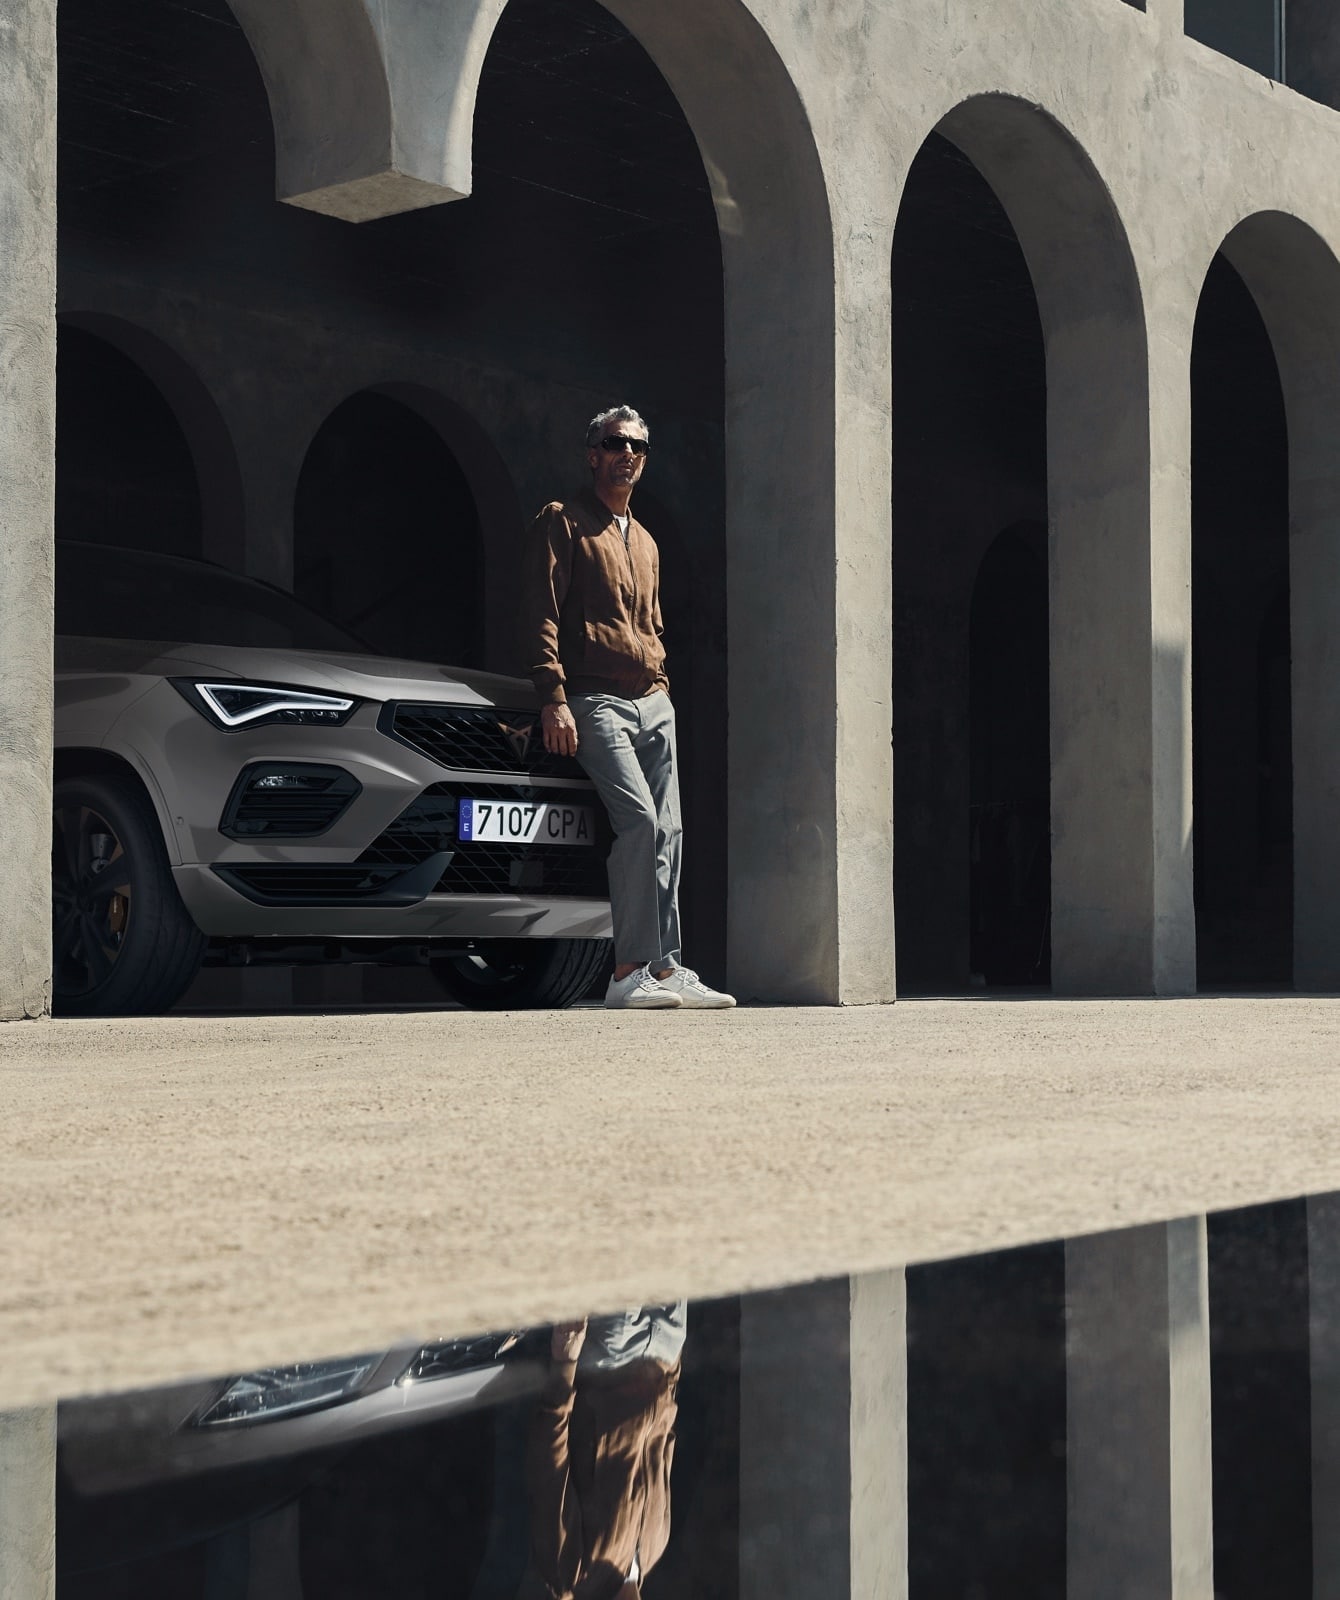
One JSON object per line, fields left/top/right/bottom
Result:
{"left": 893, "top": 98, "right": 1156, "bottom": 996}
{"left": 969, "top": 524, "right": 1051, "bottom": 988}
{"left": 1191, "top": 254, "right": 1292, "bottom": 988}
{"left": 1202, "top": 213, "right": 1340, "bottom": 991}
{"left": 294, "top": 391, "right": 485, "bottom": 667}
{"left": 222, "top": 0, "right": 839, "bottom": 1001}
{"left": 59, "top": 0, "right": 835, "bottom": 1001}
{"left": 892, "top": 134, "right": 1048, "bottom": 994}
{"left": 55, "top": 323, "right": 203, "bottom": 558}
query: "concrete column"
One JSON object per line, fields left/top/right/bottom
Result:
{"left": 1047, "top": 268, "right": 1195, "bottom": 996}
{"left": 1065, "top": 1218, "right": 1214, "bottom": 1600}
{"left": 740, "top": 1271, "right": 907, "bottom": 1600}
{"left": 0, "top": 0, "right": 57, "bottom": 1021}
{"left": 717, "top": 187, "right": 894, "bottom": 1003}
{"left": 1309, "top": 1192, "right": 1340, "bottom": 1597}
{"left": 0, "top": 1406, "right": 57, "bottom": 1600}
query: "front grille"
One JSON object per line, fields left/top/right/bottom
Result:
{"left": 384, "top": 704, "right": 584, "bottom": 779}
{"left": 358, "top": 782, "right": 610, "bottom": 899}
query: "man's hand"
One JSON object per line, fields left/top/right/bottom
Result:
{"left": 551, "top": 1319, "right": 587, "bottom": 1363}
{"left": 541, "top": 702, "right": 578, "bottom": 757}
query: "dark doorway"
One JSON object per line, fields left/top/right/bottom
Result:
{"left": 294, "top": 392, "right": 484, "bottom": 667}
{"left": 1208, "top": 1200, "right": 1312, "bottom": 1599}
{"left": 892, "top": 134, "right": 1049, "bottom": 994}
{"left": 969, "top": 524, "right": 1051, "bottom": 986}
{"left": 1192, "top": 254, "right": 1292, "bottom": 989}
{"left": 908, "top": 1242, "right": 1067, "bottom": 1599}
{"left": 56, "top": 325, "right": 202, "bottom": 558}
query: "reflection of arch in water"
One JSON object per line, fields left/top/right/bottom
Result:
{"left": 56, "top": 313, "right": 245, "bottom": 563}
{"left": 1205, "top": 212, "right": 1340, "bottom": 988}
{"left": 969, "top": 524, "right": 1051, "bottom": 987}
{"left": 897, "top": 94, "right": 1154, "bottom": 994}
{"left": 294, "top": 386, "right": 522, "bottom": 668}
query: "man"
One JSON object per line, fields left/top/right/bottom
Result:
{"left": 525, "top": 405, "right": 734, "bottom": 1009}
{"left": 524, "top": 1312, "right": 682, "bottom": 1600}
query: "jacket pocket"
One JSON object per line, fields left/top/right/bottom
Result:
{"left": 583, "top": 619, "right": 641, "bottom": 677}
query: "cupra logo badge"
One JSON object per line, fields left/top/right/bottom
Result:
{"left": 497, "top": 718, "right": 534, "bottom": 763}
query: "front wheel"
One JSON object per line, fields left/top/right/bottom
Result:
{"left": 52, "top": 774, "right": 208, "bottom": 1016}
{"left": 428, "top": 939, "right": 611, "bottom": 1010}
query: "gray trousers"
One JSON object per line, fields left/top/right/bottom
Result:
{"left": 570, "top": 690, "right": 682, "bottom": 970}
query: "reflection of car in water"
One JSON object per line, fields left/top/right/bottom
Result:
{"left": 53, "top": 542, "right": 614, "bottom": 1015}
{"left": 57, "top": 1331, "right": 545, "bottom": 1579}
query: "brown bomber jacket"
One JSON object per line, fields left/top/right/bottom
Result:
{"left": 525, "top": 487, "right": 669, "bottom": 705}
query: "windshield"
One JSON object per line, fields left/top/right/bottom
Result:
{"left": 55, "top": 542, "right": 371, "bottom": 654}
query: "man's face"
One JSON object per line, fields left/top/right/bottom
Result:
{"left": 587, "top": 418, "right": 649, "bottom": 498}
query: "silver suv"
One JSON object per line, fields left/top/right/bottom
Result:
{"left": 53, "top": 543, "right": 613, "bottom": 1015}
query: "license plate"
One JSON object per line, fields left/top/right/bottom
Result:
{"left": 458, "top": 797, "right": 595, "bottom": 847}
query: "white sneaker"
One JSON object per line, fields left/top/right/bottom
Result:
{"left": 605, "top": 964, "right": 683, "bottom": 1010}
{"left": 657, "top": 966, "right": 736, "bottom": 1009}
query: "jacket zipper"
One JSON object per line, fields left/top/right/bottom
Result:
{"left": 616, "top": 518, "right": 648, "bottom": 675}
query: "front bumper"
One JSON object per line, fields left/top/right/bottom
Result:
{"left": 98, "top": 680, "right": 613, "bottom": 941}
{"left": 173, "top": 869, "right": 613, "bottom": 940}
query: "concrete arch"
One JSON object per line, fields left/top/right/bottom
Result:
{"left": 898, "top": 94, "right": 1171, "bottom": 993}
{"left": 226, "top": 0, "right": 844, "bottom": 998}
{"left": 57, "top": 311, "right": 247, "bottom": 568}
{"left": 1207, "top": 211, "right": 1340, "bottom": 989}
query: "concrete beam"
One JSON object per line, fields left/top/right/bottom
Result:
{"left": 0, "top": 1407, "right": 56, "bottom": 1600}
{"left": 1065, "top": 1218, "right": 1214, "bottom": 1600}
{"left": 740, "top": 1272, "right": 907, "bottom": 1600}
{"left": 0, "top": 0, "right": 57, "bottom": 1021}
{"left": 225, "top": 0, "right": 506, "bottom": 221}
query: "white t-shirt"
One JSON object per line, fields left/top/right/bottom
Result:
{"left": 615, "top": 512, "right": 630, "bottom": 546}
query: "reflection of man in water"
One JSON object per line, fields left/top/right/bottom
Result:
{"left": 525, "top": 1305, "right": 686, "bottom": 1600}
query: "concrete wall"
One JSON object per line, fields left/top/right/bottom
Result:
{"left": 10, "top": 0, "right": 1340, "bottom": 1008}
{"left": 0, "top": 0, "right": 57, "bottom": 1022}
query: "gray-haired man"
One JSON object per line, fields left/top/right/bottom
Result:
{"left": 523, "top": 406, "right": 734, "bottom": 1010}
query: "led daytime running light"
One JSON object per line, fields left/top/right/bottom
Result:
{"left": 196, "top": 683, "right": 355, "bottom": 727}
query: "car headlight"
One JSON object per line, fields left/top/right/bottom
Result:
{"left": 191, "top": 1356, "right": 379, "bottom": 1427}
{"left": 172, "top": 680, "right": 358, "bottom": 729}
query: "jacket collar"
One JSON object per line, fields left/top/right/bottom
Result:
{"left": 578, "top": 484, "right": 636, "bottom": 534}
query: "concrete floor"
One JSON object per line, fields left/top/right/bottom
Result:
{"left": 3, "top": 996, "right": 1340, "bottom": 1410}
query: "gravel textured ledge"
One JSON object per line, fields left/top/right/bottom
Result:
{"left": 3, "top": 996, "right": 1339, "bottom": 1408}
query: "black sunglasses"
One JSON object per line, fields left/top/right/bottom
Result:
{"left": 598, "top": 435, "right": 650, "bottom": 456}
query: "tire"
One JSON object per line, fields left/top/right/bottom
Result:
{"left": 52, "top": 773, "right": 208, "bottom": 1016}
{"left": 428, "top": 938, "right": 612, "bottom": 1010}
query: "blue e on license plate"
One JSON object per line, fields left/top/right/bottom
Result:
{"left": 458, "top": 797, "right": 594, "bottom": 846}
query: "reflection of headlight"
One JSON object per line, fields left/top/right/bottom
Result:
{"left": 398, "top": 1332, "right": 521, "bottom": 1386}
{"left": 171, "top": 679, "right": 357, "bottom": 729}
{"left": 191, "top": 1357, "right": 378, "bottom": 1427}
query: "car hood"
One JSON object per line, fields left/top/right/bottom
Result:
{"left": 54, "top": 638, "right": 538, "bottom": 711}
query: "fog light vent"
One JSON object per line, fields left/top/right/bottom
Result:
{"left": 220, "top": 763, "right": 362, "bottom": 839}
